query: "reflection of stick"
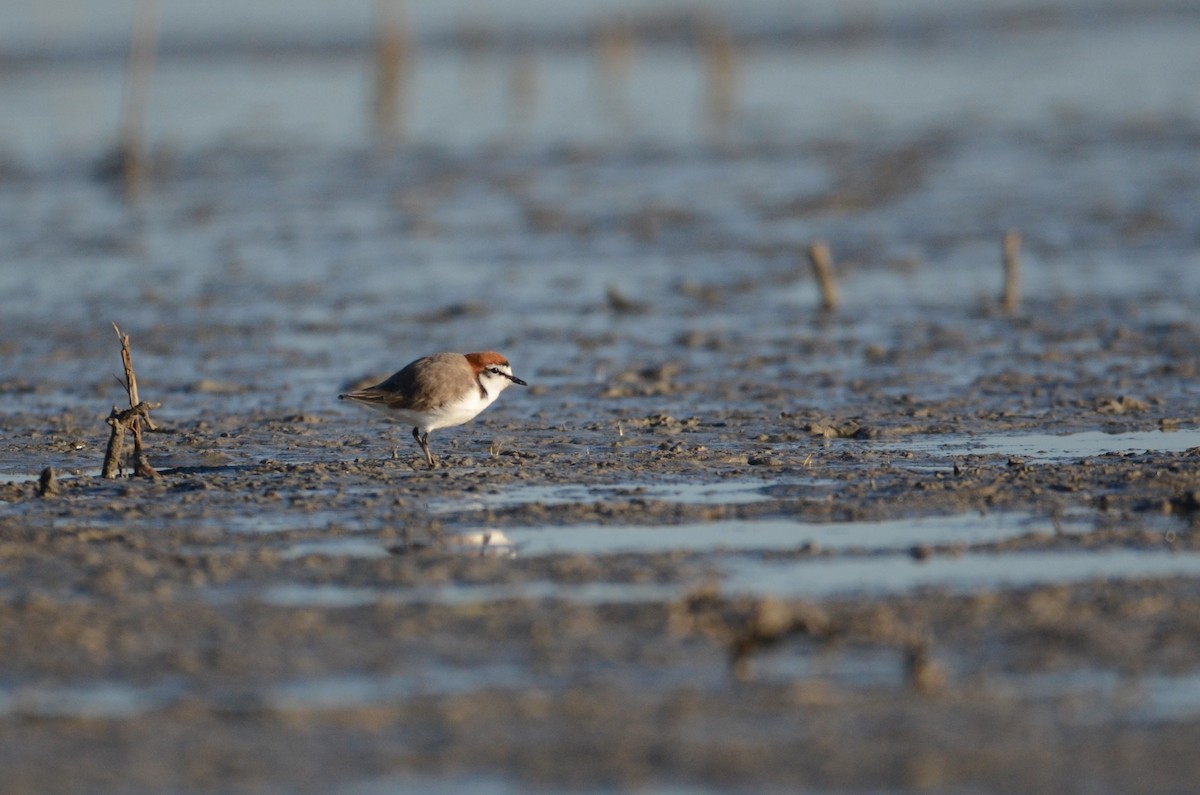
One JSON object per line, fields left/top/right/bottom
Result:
{"left": 594, "top": 21, "right": 634, "bottom": 128}
{"left": 699, "top": 18, "right": 738, "bottom": 135}
{"left": 807, "top": 241, "right": 840, "bottom": 312}
{"left": 457, "top": 17, "right": 492, "bottom": 99}
{"left": 111, "top": 324, "right": 160, "bottom": 479}
{"left": 119, "top": 0, "right": 159, "bottom": 202}
{"left": 1002, "top": 229, "right": 1021, "bottom": 314}
{"left": 372, "top": 0, "right": 410, "bottom": 145}
{"left": 508, "top": 50, "right": 538, "bottom": 139}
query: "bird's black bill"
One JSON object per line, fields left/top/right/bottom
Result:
{"left": 508, "top": 374, "right": 528, "bottom": 386}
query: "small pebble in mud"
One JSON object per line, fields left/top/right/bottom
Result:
{"left": 748, "top": 453, "right": 783, "bottom": 466}
{"left": 906, "top": 642, "right": 946, "bottom": 694}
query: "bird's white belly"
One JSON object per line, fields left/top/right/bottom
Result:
{"left": 362, "top": 391, "right": 496, "bottom": 432}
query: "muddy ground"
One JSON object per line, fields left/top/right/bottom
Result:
{"left": 4, "top": 291, "right": 1200, "bottom": 793}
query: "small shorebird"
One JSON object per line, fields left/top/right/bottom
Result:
{"left": 339, "top": 351, "right": 527, "bottom": 468}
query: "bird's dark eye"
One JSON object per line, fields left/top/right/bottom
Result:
{"left": 490, "top": 367, "right": 501, "bottom": 375}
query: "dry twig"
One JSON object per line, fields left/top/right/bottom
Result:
{"left": 102, "top": 324, "right": 161, "bottom": 479}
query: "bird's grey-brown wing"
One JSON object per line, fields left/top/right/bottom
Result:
{"left": 340, "top": 353, "right": 472, "bottom": 412}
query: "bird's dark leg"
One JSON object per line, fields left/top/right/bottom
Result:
{"left": 413, "top": 426, "right": 438, "bottom": 468}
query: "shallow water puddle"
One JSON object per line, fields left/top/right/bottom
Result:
{"left": 249, "top": 581, "right": 680, "bottom": 609}
{"left": 9, "top": 655, "right": 1200, "bottom": 722}
{"left": 0, "top": 467, "right": 99, "bottom": 485}
{"left": 256, "top": 584, "right": 386, "bottom": 608}
{"left": 281, "top": 538, "right": 392, "bottom": 560}
{"left": 429, "top": 479, "right": 785, "bottom": 513}
{"left": 889, "top": 428, "right": 1200, "bottom": 461}
{"left": 0, "top": 470, "right": 46, "bottom": 486}
{"left": 225, "top": 511, "right": 348, "bottom": 535}
{"left": 280, "top": 531, "right": 517, "bottom": 560}
{"left": 722, "top": 548, "right": 1200, "bottom": 598}
{"left": 262, "top": 661, "right": 727, "bottom": 713}
{"left": 753, "top": 646, "right": 907, "bottom": 690}
{"left": 1128, "top": 672, "right": 1200, "bottom": 723}
{"left": 0, "top": 680, "right": 185, "bottom": 719}
{"left": 503, "top": 510, "right": 1085, "bottom": 556}
{"left": 261, "top": 666, "right": 537, "bottom": 711}
{"left": 997, "top": 669, "right": 1200, "bottom": 724}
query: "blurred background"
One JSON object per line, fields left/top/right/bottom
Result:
{"left": 1, "top": 0, "right": 1198, "bottom": 421}
{"left": 6, "top": 0, "right": 1199, "bottom": 161}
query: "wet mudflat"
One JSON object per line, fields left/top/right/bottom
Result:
{"left": 5, "top": 1, "right": 1200, "bottom": 792}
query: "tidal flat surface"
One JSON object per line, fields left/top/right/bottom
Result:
{"left": 4, "top": 1, "right": 1200, "bottom": 792}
